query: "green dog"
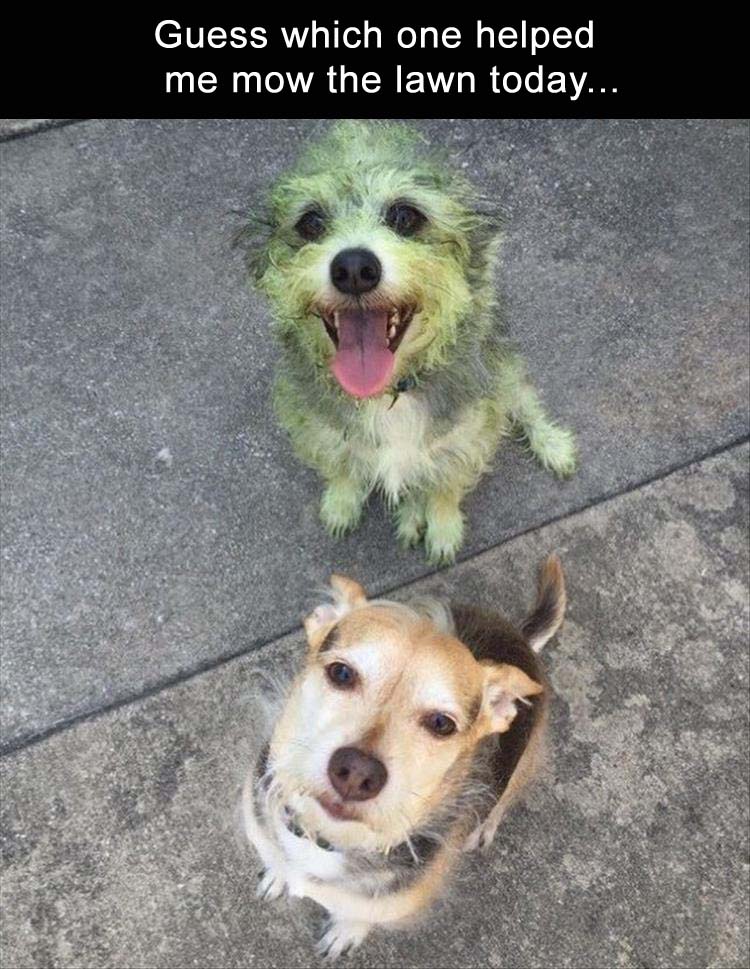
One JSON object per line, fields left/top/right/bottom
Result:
{"left": 241, "top": 121, "right": 576, "bottom": 563}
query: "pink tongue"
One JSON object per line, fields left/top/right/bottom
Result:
{"left": 330, "top": 308, "right": 394, "bottom": 398}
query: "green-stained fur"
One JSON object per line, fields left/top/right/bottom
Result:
{"left": 240, "top": 121, "right": 576, "bottom": 564}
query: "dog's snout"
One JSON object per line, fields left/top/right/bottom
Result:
{"left": 327, "top": 746, "right": 387, "bottom": 801}
{"left": 330, "top": 248, "right": 382, "bottom": 295}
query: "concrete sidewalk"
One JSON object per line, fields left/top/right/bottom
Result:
{"left": 2, "top": 119, "right": 748, "bottom": 748}
{"left": 1, "top": 447, "right": 748, "bottom": 968}
{"left": 1, "top": 119, "right": 749, "bottom": 968}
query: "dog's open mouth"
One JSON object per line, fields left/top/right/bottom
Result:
{"left": 318, "top": 305, "right": 417, "bottom": 399}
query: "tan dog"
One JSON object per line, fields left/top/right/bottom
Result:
{"left": 243, "top": 556, "right": 565, "bottom": 959}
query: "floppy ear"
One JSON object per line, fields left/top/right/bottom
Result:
{"left": 481, "top": 662, "right": 543, "bottom": 734}
{"left": 303, "top": 574, "right": 367, "bottom": 650}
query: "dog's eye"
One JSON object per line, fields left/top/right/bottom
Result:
{"left": 422, "top": 712, "right": 457, "bottom": 737}
{"left": 385, "top": 203, "right": 426, "bottom": 237}
{"left": 326, "top": 662, "right": 357, "bottom": 689}
{"left": 295, "top": 209, "right": 326, "bottom": 241}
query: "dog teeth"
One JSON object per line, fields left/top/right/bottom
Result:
{"left": 333, "top": 312, "right": 340, "bottom": 330}
{"left": 389, "top": 325, "right": 397, "bottom": 338}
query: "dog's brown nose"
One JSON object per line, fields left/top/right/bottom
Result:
{"left": 327, "top": 746, "right": 388, "bottom": 801}
{"left": 330, "top": 248, "right": 382, "bottom": 295}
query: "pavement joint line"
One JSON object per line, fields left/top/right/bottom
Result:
{"left": 2, "top": 433, "right": 747, "bottom": 761}
{"left": 0, "top": 119, "right": 85, "bottom": 144}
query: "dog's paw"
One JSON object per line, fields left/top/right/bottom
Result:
{"left": 531, "top": 424, "right": 577, "bottom": 479}
{"left": 395, "top": 498, "right": 426, "bottom": 549}
{"left": 320, "top": 481, "right": 365, "bottom": 538}
{"left": 256, "top": 866, "right": 287, "bottom": 901}
{"left": 424, "top": 500, "right": 464, "bottom": 566}
{"left": 464, "top": 820, "right": 498, "bottom": 854}
{"left": 316, "top": 918, "right": 371, "bottom": 961}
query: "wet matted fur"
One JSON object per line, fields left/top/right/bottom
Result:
{"left": 238, "top": 121, "right": 577, "bottom": 563}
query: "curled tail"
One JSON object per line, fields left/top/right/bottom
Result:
{"left": 521, "top": 554, "right": 566, "bottom": 652}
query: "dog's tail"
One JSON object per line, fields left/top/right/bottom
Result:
{"left": 521, "top": 554, "right": 566, "bottom": 652}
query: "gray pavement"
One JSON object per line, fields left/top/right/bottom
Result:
{"left": 1, "top": 446, "right": 748, "bottom": 969}
{"left": 0, "top": 119, "right": 749, "bottom": 968}
{"left": 1, "top": 119, "right": 748, "bottom": 747}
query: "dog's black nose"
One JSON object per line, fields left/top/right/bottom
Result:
{"left": 328, "top": 746, "right": 388, "bottom": 801}
{"left": 330, "top": 248, "right": 382, "bottom": 295}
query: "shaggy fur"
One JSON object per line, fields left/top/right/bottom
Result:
{"left": 239, "top": 121, "right": 576, "bottom": 563}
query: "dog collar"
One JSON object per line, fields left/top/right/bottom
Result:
{"left": 282, "top": 806, "right": 336, "bottom": 852}
{"left": 280, "top": 804, "right": 440, "bottom": 866}
{"left": 396, "top": 375, "right": 417, "bottom": 393}
{"left": 388, "top": 374, "right": 418, "bottom": 409}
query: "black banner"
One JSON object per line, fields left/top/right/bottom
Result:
{"left": 5, "top": 12, "right": 747, "bottom": 118}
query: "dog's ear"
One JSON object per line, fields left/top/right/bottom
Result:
{"left": 480, "top": 662, "right": 543, "bottom": 734}
{"left": 303, "top": 574, "right": 367, "bottom": 649}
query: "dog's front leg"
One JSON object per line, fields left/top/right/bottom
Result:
{"left": 510, "top": 380, "right": 577, "bottom": 478}
{"left": 241, "top": 775, "right": 290, "bottom": 901}
{"left": 320, "top": 474, "right": 369, "bottom": 538}
{"left": 423, "top": 489, "right": 465, "bottom": 565}
{"left": 394, "top": 491, "right": 427, "bottom": 548}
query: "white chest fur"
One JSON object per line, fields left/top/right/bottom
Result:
{"left": 362, "top": 394, "right": 433, "bottom": 499}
